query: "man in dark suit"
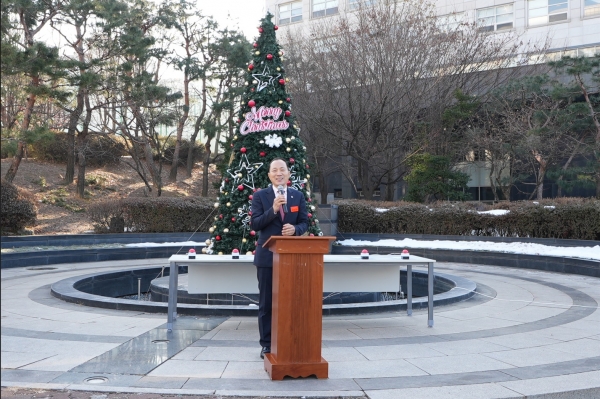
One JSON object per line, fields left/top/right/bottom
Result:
{"left": 251, "top": 158, "right": 309, "bottom": 359}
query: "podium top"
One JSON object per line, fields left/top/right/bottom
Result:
{"left": 264, "top": 235, "right": 336, "bottom": 255}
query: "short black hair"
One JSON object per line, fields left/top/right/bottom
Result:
{"left": 269, "top": 158, "right": 289, "bottom": 170}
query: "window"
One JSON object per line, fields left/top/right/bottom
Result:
{"left": 477, "top": 4, "right": 514, "bottom": 31}
{"left": 348, "top": 0, "right": 376, "bottom": 10}
{"left": 528, "top": 0, "right": 568, "bottom": 26}
{"left": 437, "top": 13, "right": 464, "bottom": 32}
{"left": 279, "top": 2, "right": 303, "bottom": 25}
{"left": 584, "top": 0, "right": 600, "bottom": 17}
{"left": 312, "top": 0, "right": 338, "bottom": 18}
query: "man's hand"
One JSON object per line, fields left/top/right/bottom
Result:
{"left": 282, "top": 223, "right": 295, "bottom": 236}
{"left": 273, "top": 193, "right": 286, "bottom": 213}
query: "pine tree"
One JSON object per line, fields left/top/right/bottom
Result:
{"left": 204, "top": 12, "right": 322, "bottom": 256}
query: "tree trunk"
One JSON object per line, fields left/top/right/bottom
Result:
{"left": 143, "top": 140, "right": 161, "bottom": 196}
{"left": 201, "top": 142, "right": 211, "bottom": 197}
{"left": 169, "top": 138, "right": 181, "bottom": 182}
{"left": 76, "top": 138, "right": 87, "bottom": 198}
{"left": 318, "top": 171, "right": 328, "bottom": 204}
{"left": 4, "top": 141, "right": 25, "bottom": 183}
{"left": 65, "top": 132, "right": 76, "bottom": 184}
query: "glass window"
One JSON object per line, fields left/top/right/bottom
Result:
{"left": 279, "top": 2, "right": 303, "bottom": 25}
{"left": 312, "top": 0, "right": 338, "bottom": 17}
{"left": 584, "top": 0, "right": 600, "bottom": 17}
{"left": 348, "top": 0, "right": 376, "bottom": 10}
{"left": 437, "top": 13, "right": 464, "bottom": 32}
{"left": 528, "top": 0, "right": 568, "bottom": 26}
{"left": 477, "top": 4, "right": 514, "bottom": 31}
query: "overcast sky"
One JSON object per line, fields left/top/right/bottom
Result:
{"left": 200, "top": 0, "right": 268, "bottom": 42}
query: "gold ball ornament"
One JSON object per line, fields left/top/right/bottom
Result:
{"left": 214, "top": 202, "right": 219, "bottom": 208}
{"left": 209, "top": 227, "right": 215, "bottom": 233}
{"left": 246, "top": 251, "right": 253, "bottom": 255}
{"left": 237, "top": 173, "right": 242, "bottom": 178}
{"left": 242, "top": 238, "right": 247, "bottom": 243}
{"left": 255, "top": 51, "right": 260, "bottom": 55}
{"left": 202, "top": 247, "right": 208, "bottom": 253}
{"left": 279, "top": 100, "right": 283, "bottom": 104}
{"left": 306, "top": 174, "right": 311, "bottom": 178}
{"left": 286, "top": 147, "right": 291, "bottom": 152}
{"left": 285, "top": 77, "right": 289, "bottom": 82}
{"left": 218, "top": 252, "right": 223, "bottom": 255}
{"left": 286, "top": 138, "right": 291, "bottom": 143}
{"left": 278, "top": 51, "right": 283, "bottom": 56}
{"left": 226, "top": 202, "right": 231, "bottom": 207}
{"left": 276, "top": 67, "right": 281, "bottom": 71}
{"left": 223, "top": 228, "right": 229, "bottom": 233}
{"left": 205, "top": 239, "right": 211, "bottom": 245}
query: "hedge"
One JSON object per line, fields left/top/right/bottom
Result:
{"left": 335, "top": 198, "right": 600, "bottom": 240}
{"left": 88, "top": 197, "right": 216, "bottom": 233}
{"left": 1, "top": 180, "right": 37, "bottom": 234}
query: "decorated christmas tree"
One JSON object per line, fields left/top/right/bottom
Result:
{"left": 204, "top": 13, "right": 322, "bottom": 256}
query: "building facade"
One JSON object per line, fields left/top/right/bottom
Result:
{"left": 264, "top": 0, "right": 600, "bottom": 201}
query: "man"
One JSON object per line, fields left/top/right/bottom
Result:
{"left": 250, "top": 158, "right": 309, "bottom": 359}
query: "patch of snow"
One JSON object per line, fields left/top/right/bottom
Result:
{"left": 336, "top": 238, "right": 600, "bottom": 261}
{"left": 477, "top": 210, "right": 510, "bottom": 216}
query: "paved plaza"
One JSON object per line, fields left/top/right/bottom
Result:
{"left": 1, "top": 258, "right": 599, "bottom": 398}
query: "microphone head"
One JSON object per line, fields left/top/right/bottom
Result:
{"left": 277, "top": 185, "right": 284, "bottom": 193}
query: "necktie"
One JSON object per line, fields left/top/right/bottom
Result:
{"left": 279, "top": 206, "right": 285, "bottom": 221}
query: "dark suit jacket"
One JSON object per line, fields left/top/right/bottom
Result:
{"left": 251, "top": 185, "right": 309, "bottom": 267}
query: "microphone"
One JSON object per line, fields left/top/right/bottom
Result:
{"left": 277, "top": 185, "right": 288, "bottom": 213}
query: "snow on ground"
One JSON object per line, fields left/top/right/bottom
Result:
{"left": 336, "top": 238, "right": 600, "bottom": 261}
{"left": 126, "top": 239, "right": 600, "bottom": 261}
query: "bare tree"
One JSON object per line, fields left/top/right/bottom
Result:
{"left": 283, "top": 0, "right": 544, "bottom": 200}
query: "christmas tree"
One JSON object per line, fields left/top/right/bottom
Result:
{"left": 204, "top": 13, "right": 322, "bottom": 256}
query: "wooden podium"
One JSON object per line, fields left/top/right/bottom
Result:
{"left": 263, "top": 235, "right": 336, "bottom": 380}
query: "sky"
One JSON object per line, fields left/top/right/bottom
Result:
{"left": 199, "top": 0, "right": 268, "bottom": 42}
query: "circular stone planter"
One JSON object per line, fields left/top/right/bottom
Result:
{"left": 50, "top": 266, "right": 477, "bottom": 316}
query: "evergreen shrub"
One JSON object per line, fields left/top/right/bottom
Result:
{"left": 0, "top": 180, "right": 37, "bottom": 234}
{"left": 88, "top": 197, "right": 215, "bottom": 233}
{"left": 336, "top": 198, "right": 600, "bottom": 240}
{"left": 29, "top": 132, "right": 125, "bottom": 166}
{"left": 159, "top": 138, "right": 204, "bottom": 166}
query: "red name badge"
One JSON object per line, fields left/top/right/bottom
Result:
{"left": 290, "top": 206, "right": 299, "bottom": 213}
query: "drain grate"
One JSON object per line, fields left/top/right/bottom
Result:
{"left": 84, "top": 376, "right": 108, "bottom": 384}
{"left": 152, "top": 339, "right": 170, "bottom": 344}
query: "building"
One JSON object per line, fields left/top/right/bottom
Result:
{"left": 265, "top": 0, "right": 600, "bottom": 202}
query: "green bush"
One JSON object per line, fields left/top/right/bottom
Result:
{"left": 336, "top": 198, "right": 600, "bottom": 240}
{"left": 0, "top": 180, "right": 37, "bottom": 234}
{"left": 158, "top": 138, "right": 204, "bottom": 166}
{"left": 29, "top": 132, "right": 125, "bottom": 166}
{"left": 88, "top": 197, "right": 215, "bottom": 233}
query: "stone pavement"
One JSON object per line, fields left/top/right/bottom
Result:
{"left": 1, "top": 259, "right": 599, "bottom": 399}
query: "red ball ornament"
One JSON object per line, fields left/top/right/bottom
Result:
{"left": 308, "top": 213, "right": 312, "bottom": 218}
{"left": 286, "top": 97, "right": 291, "bottom": 102}
{"left": 266, "top": 54, "right": 273, "bottom": 60}
{"left": 310, "top": 233, "right": 315, "bottom": 236}
{"left": 216, "top": 235, "right": 221, "bottom": 241}
{"left": 258, "top": 27, "right": 263, "bottom": 33}
{"left": 250, "top": 230, "right": 256, "bottom": 236}
{"left": 238, "top": 184, "right": 244, "bottom": 191}
{"left": 248, "top": 195, "right": 253, "bottom": 200}
{"left": 248, "top": 100, "right": 255, "bottom": 107}
{"left": 230, "top": 143, "right": 233, "bottom": 148}
{"left": 248, "top": 211, "right": 252, "bottom": 216}
{"left": 285, "top": 110, "right": 291, "bottom": 117}
{"left": 219, "top": 214, "right": 223, "bottom": 219}
{"left": 225, "top": 178, "right": 229, "bottom": 182}
{"left": 289, "top": 157, "right": 295, "bottom": 164}
{"left": 279, "top": 79, "right": 285, "bottom": 85}
{"left": 308, "top": 198, "right": 312, "bottom": 202}
{"left": 260, "top": 151, "right": 266, "bottom": 157}
{"left": 274, "top": 25, "right": 279, "bottom": 30}
{"left": 287, "top": 180, "right": 292, "bottom": 186}
{"left": 248, "top": 64, "right": 254, "bottom": 71}
{"left": 240, "top": 147, "right": 247, "bottom": 153}
{"left": 231, "top": 217, "right": 236, "bottom": 222}
{"left": 306, "top": 164, "right": 310, "bottom": 169}
{"left": 253, "top": 42, "right": 258, "bottom": 48}
{"left": 251, "top": 88, "right": 255, "bottom": 92}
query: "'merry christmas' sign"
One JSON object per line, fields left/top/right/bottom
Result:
{"left": 240, "top": 106, "right": 289, "bottom": 135}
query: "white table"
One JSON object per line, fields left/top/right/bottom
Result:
{"left": 166, "top": 253, "right": 436, "bottom": 330}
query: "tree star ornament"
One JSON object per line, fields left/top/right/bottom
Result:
{"left": 252, "top": 66, "right": 280, "bottom": 92}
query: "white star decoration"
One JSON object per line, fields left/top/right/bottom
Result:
{"left": 289, "top": 165, "right": 305, "bottom": 191}
{"left": 237, "top": 204, "right": 252, "bottom": 230}
{"left": 228, "top": 154, "right": 263, "bottom": 190}
{"left": 252, "top": 66, "right": 281, "bottom": 92}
